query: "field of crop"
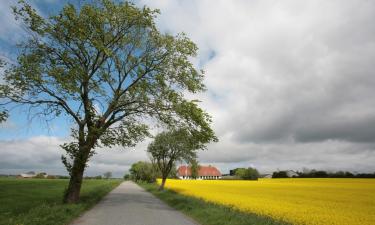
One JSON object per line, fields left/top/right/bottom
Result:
{"left": 159, "top": 178, "right": 375, "bottom": 225}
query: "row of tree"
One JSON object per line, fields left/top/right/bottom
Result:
{"left": 272, "top": 170, "right": 375, "bottom": 178}
{"left": 229, "top": 167, "right": 260, "bottom": 180}
{"left": 127, "top": 161, "right": 177, "bottom": 183}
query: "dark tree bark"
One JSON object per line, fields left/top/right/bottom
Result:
{"left": 159, "top": 176, "right": 167, "bottom": 191}
{"left": 64, "top": 134, "right": 97, "bottom": 203}
{"left": 64, "top": 161, "right": 85, "bottom": 203}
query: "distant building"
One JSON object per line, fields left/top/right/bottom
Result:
{"left": 18, "top": 171, "right": 48, "bottom": 178}
{"left": 261, "top": 174, "right": 272, "bottom": 178}
{"left": 19, "top": 171, "right": 36, "bottom": 178}
{"left": 177, "top": 165, "right": 222, "bottom": 180}
{"left": 285, "top": 170, "right": 299, "bottom": 178}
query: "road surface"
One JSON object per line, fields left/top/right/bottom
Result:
{"left": 71, "top": 181, "right": 199, "bottom": 225}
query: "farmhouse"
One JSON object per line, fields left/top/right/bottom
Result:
{"left": 177, "top": 165, "right": 222, "bottom": 180}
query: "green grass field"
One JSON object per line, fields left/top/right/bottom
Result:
{"left": 0, "top": 178, "right": 122, "bottom": 225}
{"left": 140, "top": 182, "right": 290, "bottom": 225}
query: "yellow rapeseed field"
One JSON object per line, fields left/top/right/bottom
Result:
{"left": 158, "top": 178, "right": 375, "bottom": 225}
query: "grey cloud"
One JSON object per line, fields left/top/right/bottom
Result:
{"left": 1, "top": 0, "right": 375, "bottom": 175}
{"left": 140, "top": 0, "right": 375, "bottom": 172}
{"left": 199, "top": 140, "right": 375, "bottom": 173}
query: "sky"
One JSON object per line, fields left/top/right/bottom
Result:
{"left": 1, "top": 0, "right": 375, "bottom": 177}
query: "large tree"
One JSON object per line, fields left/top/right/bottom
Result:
{"left": 148, "top": 128, "right": 216, "bottom": 190}
{"left": 0, "top": 0, "right": 215, "bottom": 203}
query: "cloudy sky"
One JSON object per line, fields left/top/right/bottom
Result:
{"left": 1, "top": 0, "right": 375, "bottom": 177}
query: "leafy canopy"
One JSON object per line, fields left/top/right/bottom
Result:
{"left": 148, "top": 128, "right": 216, "bottom": 181}
{"left": 0, "top": 0, "right": 215, "bottom": 173}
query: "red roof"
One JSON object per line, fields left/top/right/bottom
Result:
{"left": 177, "top": 165, "right": 221, "bottom": 177}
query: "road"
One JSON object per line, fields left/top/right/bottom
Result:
{"left": 71, "top": 181, "right": 199, "bottom": 225}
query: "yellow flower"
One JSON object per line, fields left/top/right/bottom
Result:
{"left": 158, "top": 178, "right": 375, "bottom": 225}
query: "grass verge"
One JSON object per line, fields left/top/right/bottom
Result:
{"left": 0, "top": 178, "right": 122, "bottom": 225}
{"left": 139, "top": 182, "right": 290, "bottom": 225}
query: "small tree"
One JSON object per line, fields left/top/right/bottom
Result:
{"left": 103, "top": 171, "right": 112, "bottom": 179}
{"left": 190, "top": 159, "right": 200, "bottom": 179}
{"left": 129, "top": 161, "right": 156, "bottom": 183}
{"left": 148, "top": 128, "right": 216, "bottom": 190}
{"left": 123, "top": 174, "right": 130, "bottom": 180}
{"left": 1, "top": 0, "right": 214, "bottom": 203}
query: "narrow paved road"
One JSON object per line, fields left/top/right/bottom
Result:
{"left": 71, "top": 181, "right": 199, "bottom": 225}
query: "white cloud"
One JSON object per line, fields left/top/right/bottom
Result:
{"left": 0, "top": 0, "right": 25, "bottom": 43}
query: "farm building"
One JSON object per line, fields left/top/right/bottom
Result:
{"left": 286, "top": 170, "right": 299, "bottom": 177}
{"left": 18, "top": 171, "right": 48, "bottom": 178}
{"left": 19, "top": 171, "right": 36, "bottom": 178}
{"left": 177, "top": 165, "right": 222, "bottom": 180}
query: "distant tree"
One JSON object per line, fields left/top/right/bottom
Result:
{"left": 34, "top": 172, "right": 47, "bottom": 178}
{"left": 129, "top": 161, "right": 156, "bottom": 183}
{"left": 272, "top": 171, "right": 288, "bottom": 178}
{"left": 235, "top": 167, "right": 259, "bottom": 180}
{"left": 2, "top": 0, "right": 214, "bottom": 203}
{"left": 230, "top": 168, "right": 245, "bottom": 176}
{"left": 94, "top": 175, "right": 102, "bottom": 179}
{"left": 148, "top": 128, "right": 217, "bottom": 190}
{"left": 190, "top": 159, "right": 200, "bottom": 179}
{"left": 123, "top": 174, "right": 130, "bottom": 180}
{"left": 103, "top": 171, "right": 112, "bottom": 179}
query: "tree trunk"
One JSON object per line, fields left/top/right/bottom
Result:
{"left": 64, "top": 164, "right": 85, "bottom": 203}
{"left": 159, "top": 177, "right": 167, "bottom": 191}
{"left": 63, "top": 144, "right": 92, "bottom": 203}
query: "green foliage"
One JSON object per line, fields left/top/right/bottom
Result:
{"left": 129, "top": 161, "right": 157, "bottom": 183}
{"left": 0, "top": 178, "right": 121, "bottom": 225}
{"left": 140, "top": 183, "right": 291, "bottom": 225}
{"left": 148, "top": 128, "right": 216, "bottom": 180}
{"left": 190, "top": 159, "right": 200, "bottom": 179}
{"left": 0, "top": 111, "right": 7, "bottom": 123}
{"left": 34, "top": 173, "right": 47, "bottom": 179}
{"left": 235, "top": 168, "right": 259, "bottom": 180}
{"left": 0, "top": 59, "right": 8, "bottom": 124}
{"left": 123, "top": 174, "right": 130, "bottom": 180}
{"left": 1, "top": 0, "right": 216, "bottom": 202}
{"left": 272, "top": 171, "right": 289, "bottom": 178}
